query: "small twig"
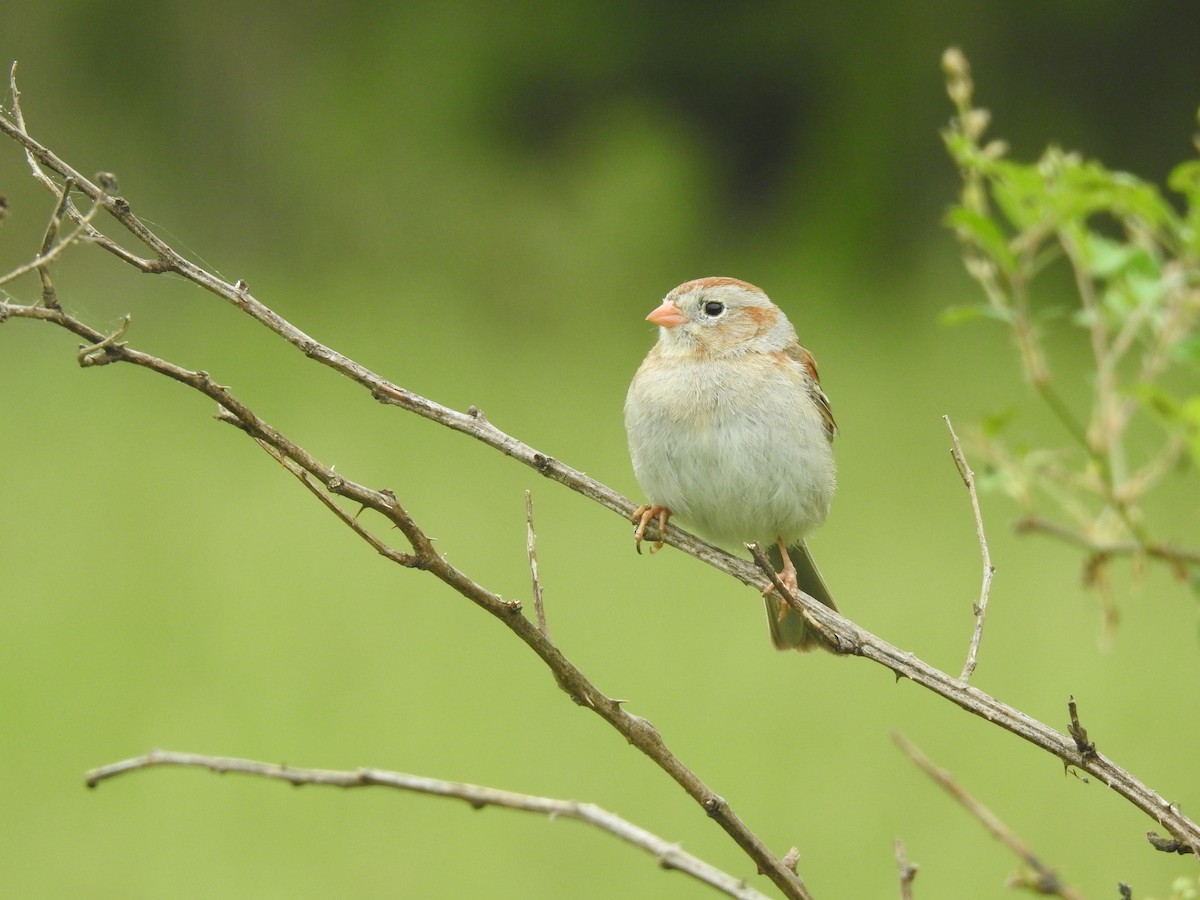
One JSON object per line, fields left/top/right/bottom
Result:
{"left": 39, "top": 176, "right": 76, "bottom": 255}
{"left": 76, "top": 313, "right": 130, "bottom": 366}
{"left": 1014, "top": 516, "right": 1200, "bottom": 569}
{"left": 0, "top": 178, "right": 108, "bottom": 296}
{"left": 525, "top": 490, "right": 551, "bottom": 640}
{"left": 36, "top": 175, "right": 73, "bottom": 307}
{"left": 895, "top": 838, "right": 918, "bottom": 899}
{"left": 748, "top": 542, "right": 856, "bottom": 653}
{"left": 945, "top": 415, "right": 995, "bottom": 680}
{"left": 893, "top": 732, "right": 1084, "bottom": 899}
{"left": 84, "top": 749, "right": 771, "bottom": 900}
{"left": 245, "top": 435, "right": 422, "bottom": 569}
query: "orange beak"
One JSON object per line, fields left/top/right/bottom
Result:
{"left": 646, "top": 300, "right": 688, "bottom": 327}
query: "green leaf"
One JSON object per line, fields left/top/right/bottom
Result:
{"left": 1167, "top": 159, "right": 1200, "bottom": 197}
{"left": 991, "top": 162, "right": 1049, "bottom": 229}
{"left": 1168, "top": 160, "right": 1200, "bottom": 255}
{"left": 943, "top": 207, "right": 1016, "bottom": 271}
{"left": 1083, "top": 233, "right": 1141, "bottom": 277}
{"left": 1055, "top": 160, "right": 1176, "bottom": 227}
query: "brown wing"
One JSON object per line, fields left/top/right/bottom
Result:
{"left": 784, "top": 343, "right": 837, "bottom": 440}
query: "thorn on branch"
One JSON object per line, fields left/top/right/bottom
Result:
{"left": 1067, "top": 696, "right": 1096, "bottom": 760}
{"left": 213, "top": 404, "right": 253, "bottom": 434}
{"left": 357, "top": 487, "right": 398, "bottom": 520}
{"left": 77, "top": 314, "right": 130, "bottom": 366}
{"left": 1062, "top": 763, "right": 1089, "bottom": 785}
{"left": 781, "top": 847, "right": 801, "bottom": 875}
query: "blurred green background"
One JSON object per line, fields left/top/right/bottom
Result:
{"left": 2, "top": 3, "right": 1198, "bottom": 898}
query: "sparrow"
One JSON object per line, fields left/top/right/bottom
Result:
{"left": 624, "top": 277, "right": 839, "bottom": 651}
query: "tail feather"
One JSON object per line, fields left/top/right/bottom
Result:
{"left": 764, "top": 542, "right": 838, "bottom": 652}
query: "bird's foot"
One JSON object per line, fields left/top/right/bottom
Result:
{"left": 632, "top": 504, "right": 671, "bottom": 554}
{"left": 762, "top": 538, "right": 800, "bottom": 612}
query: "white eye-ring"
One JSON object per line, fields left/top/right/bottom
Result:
{"left": 701, "top": 300, "right": 725, "bottom": 317}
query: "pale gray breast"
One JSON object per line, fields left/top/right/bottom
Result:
{"left": 626, "top": 353, "right": 835, "bottom": 546}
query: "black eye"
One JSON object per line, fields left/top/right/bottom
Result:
{"left": 701, "top": 300, "right": 725, "bottom": 317}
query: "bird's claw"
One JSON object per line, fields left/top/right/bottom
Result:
{"left": 632, "top": 504, "right": 671, "bottom": 554}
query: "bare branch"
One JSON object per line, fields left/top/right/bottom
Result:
{"left": 944, "top": 415, "right": 995, "bottom": 681}
{"left": 85, "top": 749, "right": 771, "bottom": 900}
{"left": 892, "top": 733, "right": 1085, "bottom": 899}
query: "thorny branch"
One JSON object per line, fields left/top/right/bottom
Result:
{"left": 84, "top": 750, "right": 772, "bottom": 900}
{"left": 3, "top": 67, "right": 1199, "bottom": 893}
